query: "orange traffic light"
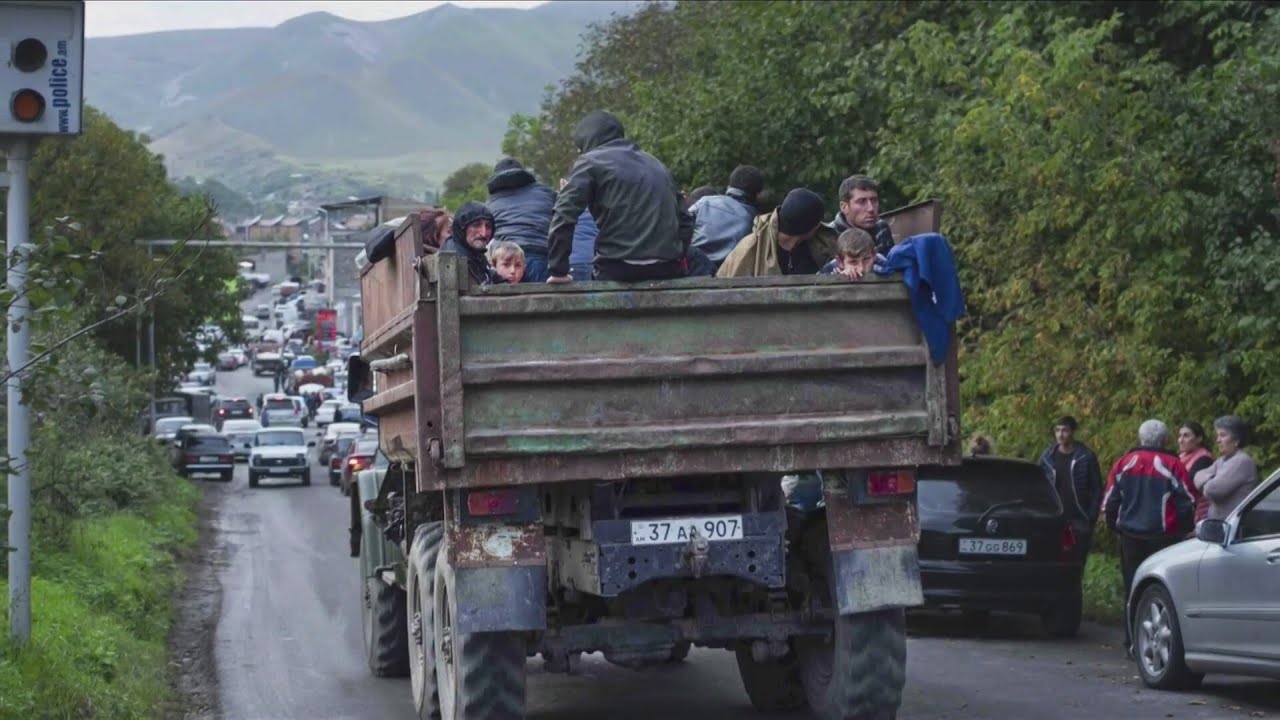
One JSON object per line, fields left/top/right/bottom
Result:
{"left": 11, "top": 89, "right": 45, "bottom": 123}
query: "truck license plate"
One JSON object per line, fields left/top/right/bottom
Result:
{"left": 630, "top": 515, "right": 744, "bottom": 545}
{"left": 958, "top": 538, "right": 1026, "bottom": 556}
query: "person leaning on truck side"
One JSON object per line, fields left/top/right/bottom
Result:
{"left": 546, "top": 110, "right": 692, "bottom": 284}
{"left": 485, "top": 157, "right": 556, "bottom": 283}
{"left": 688, "top": 165, "right": 765, "bottom": 274}
{"left": 827, "top": 174, "right": 895, "bottom": 257}
{"left": 1101, "top": 419, "right": 1195, "bottom": 655}
{"left": 716, "top": 188, "right": 835, "bottom": 277}
{"left": 440, "top": 201, "right": 505, "bottom": 286}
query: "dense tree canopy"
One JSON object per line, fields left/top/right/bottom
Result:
{"left": 505, "top": 0, "right": 1280, "bottom": 466}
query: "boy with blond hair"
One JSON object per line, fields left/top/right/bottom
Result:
{"left": 487, "top": 241, "right": 526, "bottom": 284}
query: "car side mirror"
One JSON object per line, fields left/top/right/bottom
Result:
{"left": 1197, "top": 519, "right": 1229, "bottom": 545}
{"left": 347, "top": 355, "right": 373, "bottom": 403}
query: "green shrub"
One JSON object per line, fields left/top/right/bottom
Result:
{"left": 1082, "top": 552, "right": 1125, "bottom": 625}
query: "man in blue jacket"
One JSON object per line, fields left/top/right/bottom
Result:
{"left": 688, "top": 165, "right": 764, "bottom": 273}
{"left": 487, "top": 157, "right": 556, "bottom": 282}
{"left": 1038, "top": 415, "right": 1105, "bottom": 545}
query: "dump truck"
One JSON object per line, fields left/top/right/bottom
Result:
{"left": 346, "top": 200, "right": 960, "bottom": 720}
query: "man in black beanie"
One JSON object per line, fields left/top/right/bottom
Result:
{"left": 716, "top": 188, "right": 836, "bottom": 277}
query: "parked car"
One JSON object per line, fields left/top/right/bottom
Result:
{"left": 255, "top": 304, "right": 272, "bottom": 321}
{"left": 221, "top": 419, "right": 264, "bottom": 461}
{"left": 247, "top": 428, "right": 314, "bottom": 488}
{"left": 152, "top": 415, "right": 195, "bottom": 444}
{"left": 260, "top": 394, "right": 307, "bottom": 428}
{"left": 1129, "top": 467, "right": 1280, "bottom": 689}
{"left": 187, "top": 361, "right": 215, "bottom": 386}
{"left": 229, "top": 346, "right": 249, "bottom": 367}
{"left": 214, "top": 397, "right": 255, "bottom": 429}
{"left": 216, "top": 350, "right": 239, "bottom": 371}
{"left": 916, "top": 456, "right": 1084, "bottom": 637}
{"left": 338, "top": 437, "right": 380, "bottom": 496}
{"left": 327, "top": 434, "right": 360, "bottom": 485}
{"left": 174, "top": 433, "right": 234, "bottom": 482}
{"left": 319, "top": 422, "right": 362, "bottom": 465}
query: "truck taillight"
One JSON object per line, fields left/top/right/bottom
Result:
{"left": 867, "top": 470, "right": 915, "bottom": 496}
{"left": 220, "top": 455, "right": 233, "bottom": 463}
{"left": 184, "top": 455, "right": 197, "bottom": 463}
{"left": 467, "top": 490, "right": 520, "bottom": 516}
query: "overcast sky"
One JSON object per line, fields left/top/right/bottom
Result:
{"left": 85, "top": 1, "right": 549, "bottom": 38}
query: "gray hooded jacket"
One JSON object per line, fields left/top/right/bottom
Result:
{"left": 547, "top": 111, "right": 690, "bottom": 276}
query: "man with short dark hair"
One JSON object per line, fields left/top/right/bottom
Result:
{"left": 828, "top": 174, "right": 894, "bottom": 256}
{"left": 547, "top": 111, "right": 691, "bottom": 283}
{"left": 1038, "top": 415, "right": 1104, "bottom": 543}
{"left": 688, "top": 165, "right": 765, "bottom": 274}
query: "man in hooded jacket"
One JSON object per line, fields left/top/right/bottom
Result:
{"left": 486, "top": 157, "right": 556, "bottom": 282}
{"left": 440, "top": 201, "right": 504, "bottom": 286}
{"left": 547, "top": 111, "right": 691, "bottom": 283}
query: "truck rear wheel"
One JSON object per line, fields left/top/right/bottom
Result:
{"left": 734, "top": 645, "right": 806, "bottom": 711}
{"left": 798, "top": 608, "right": 906, "bottom": 720}
{"left": 408, "top": 523, "right": 443, "bottom": 719}
{"left": 362, "top": 575, "right": 409, "bottom": 676}
{"left": 434, "top": 548, "right": 526, "bottom": 720}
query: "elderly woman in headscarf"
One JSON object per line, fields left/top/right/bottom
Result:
{"left": 1193, "top": 415, "right": 1259, "bottom": 521}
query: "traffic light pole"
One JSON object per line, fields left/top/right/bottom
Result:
{"left": 5, "top": 136, "right": 33, "bottom": 644}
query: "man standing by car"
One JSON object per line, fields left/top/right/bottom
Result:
{"left": 1102, "top": 419, "right": 1195, "bottom": 655}
{"left": 546, "top": 111, "right": 691, "bottom": 283}
{"left": 1039, "top": 416, "right": 1103, "bottom": 551}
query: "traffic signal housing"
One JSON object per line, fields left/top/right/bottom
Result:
{"left": 1, "top": 1, "right": 84, "bottom": 136}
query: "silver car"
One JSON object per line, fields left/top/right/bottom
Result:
{"left": 1129, "top": 468, "right": 1280, "bottom": 689}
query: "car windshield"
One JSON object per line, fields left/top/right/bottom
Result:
{"left": 222, "top": 420, "right": 262, "bottom": 433}
{"left": 222, "top": 399, "right": 250, "bottom": 411}
{"left": 334, "top": 436, "right": 357, "bottom": 455}
{"left": 189, "top": 436, "right": 231, "bottom": 451}
{"left": 155, "top": 417, "right": 194, "bottom": 433}
{"left": 264, "top": 398, "right": 294, "bottom": 410}
{"left": 354, "top": 440, "right": 379, "bottom": 456}
{"left": 257, "top": 431, "right": 304, "bottom": 446}
{"left": 917, "top": 461, "right": 1062, "bottom": 517}
{"left": 193, "top": 362, "right": 211, "bottom": 371}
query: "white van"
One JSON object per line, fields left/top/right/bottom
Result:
{"left": 242, "top": 315, "right": 261, "bottom": 334}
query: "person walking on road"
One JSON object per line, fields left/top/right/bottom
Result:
{"left": 1037, "top": 416, "right": 1104, "bottom": 551}
{"left": 1102, "top": 419, "right": 1195, "bottom": 655}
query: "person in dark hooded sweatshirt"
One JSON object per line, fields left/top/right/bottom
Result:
{"left": 440, "top": 201, "right": 504, "bottom": 286}
{"left": 486, "top": 157, "right": 556, "bottom": 282}
{"left": 547, "top": 111, "right": 692, "bottom": 283}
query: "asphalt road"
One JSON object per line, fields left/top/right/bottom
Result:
{"left": 201, "top": 294, "right": 1280, "bottom": 720}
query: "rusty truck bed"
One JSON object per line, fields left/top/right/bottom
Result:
{"left": 359, "top": 202, "right": 960, "bottom": 492}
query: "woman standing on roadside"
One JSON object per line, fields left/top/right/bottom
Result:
{"left": 1177, "top": 421, "right": 1214, "bottom": 525}
{"left": 1194, "top": 416, "right": 1260, "bottom": 521}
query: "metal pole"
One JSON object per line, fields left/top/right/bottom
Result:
{"left": 147, "top": 243, "right": 156, "bottom": 435}
{"left": 321, "top": 209, "right": 335, "bottom": 309}
{"left": 6, "top": 136, "right": 33, "bottom": 644}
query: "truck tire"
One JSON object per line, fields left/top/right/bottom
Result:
{"left": 434, "top": 547, "right": 526, "bottom": 720}
{"left": 248, "top": 471, "right": 259, "bottom": 488}
{"left": 735, "top": 645, "right": 806, "bottom": 711}
{"left": 362, "top": 574, "right": 409, "bottom": 677}
{"left": 798, "top": 608, "right": 906, "bottom": 720}
{"left": 408, "top": 523, "right": 444, "bottom": 719}
{"left": 301, "top": 470, "right": 312, "bottom": 487}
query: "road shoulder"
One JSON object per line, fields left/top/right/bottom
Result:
{"left": 165, "top": 483, "right": 228, "bottom": 720}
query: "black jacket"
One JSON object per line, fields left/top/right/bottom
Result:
{"left": 486, "top": 166, "right": 556, "bottom": 256}
{"left": 440, "top": 202, "right": 504, "bottom": 286}
{"left": 1038, "top": 441, "right": 1104, "bottom": 532}
{"left": 826, "top": 211, "right": 895, "bottom": 256}
{"left": 547, "top": 111, "right": 692, "bottom": 276}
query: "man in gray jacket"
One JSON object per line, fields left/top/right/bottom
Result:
{"left": 547, "top": 111, "right": 692, "bottom": 283}
{"left": 688, "top": 165, "right": 764, "bottom": 274}
{"left": 486, "top": 157, "right": 556, "bottom": 282}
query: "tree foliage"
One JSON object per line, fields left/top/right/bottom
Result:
{"left": 441, "top": 161, "right": 493, "bottom": 210}
{"left": 509, "top": 1, "right": 1280, "bottom": 466}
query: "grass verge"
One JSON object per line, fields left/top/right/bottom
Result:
{"left": 1081, "top": 551, "right": 1125, "bottom": 625}
{"left": 0, "top": 477, "right": 199, "bottom": 719}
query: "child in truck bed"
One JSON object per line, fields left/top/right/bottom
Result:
{"left": 820, "top": 227, "right": 882, "bottom": 280}
{"left": 488, "top": 241, "right": 527, "bottom": 284}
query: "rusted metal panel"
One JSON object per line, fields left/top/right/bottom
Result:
{"left": 831, "top": 545, "right": 924, "bottom": 614}
{"left": 823, "top": 492, "right": 920, "bottom": 552}
{"left": 441, "top": 438, "right": 960, "bottom": 490}
{"left": 412, "top": 300, "right": 445, "bottom": 491}
{"left": 435, "top": 255, "right": 466, "bottom": 469}
{"left": 445, "top": 521, "right": 546, "bottom": 569}
{"left": 882, "top": 199, "right": 942, "bottom": 244}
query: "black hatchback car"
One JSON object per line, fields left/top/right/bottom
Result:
{"left": 174, "top": 433, "right": 235, "bottom": 482}
{"left": 917, "top": 456, "right": 1085, "bottom": 637}
{"left": 214, "top": 397, "right": 255, "bottom": 429}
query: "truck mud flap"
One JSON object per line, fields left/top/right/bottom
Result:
{"left": 445, "top": 522, "right": 547, "bottom": 634}
{"left": 824, "top": 491, "right": 923, "bottom": 614}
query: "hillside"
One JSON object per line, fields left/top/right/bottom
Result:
{"left": 85, "top": 1, "right": 639, "bottom": 211}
